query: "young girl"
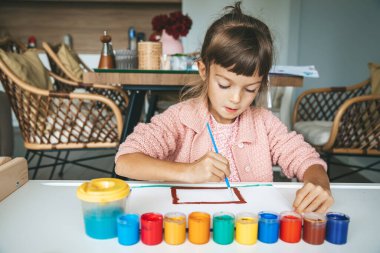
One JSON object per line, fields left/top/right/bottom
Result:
{"left": 115, "top": 2, "right": 333, "bottom": 213}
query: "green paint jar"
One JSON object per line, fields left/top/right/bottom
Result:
{"left": 213, "top": 212, "right": 235, "bottom": 245}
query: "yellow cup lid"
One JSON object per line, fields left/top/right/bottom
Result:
{"left": 77, "top": 178, "right": 130, "bottom": 203}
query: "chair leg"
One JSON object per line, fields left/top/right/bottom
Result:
{"left": 145, "top": 94, "right": 158, "bottom": 123}
{"left": 32, "top": 151, "right": 44, "bottom": 179}
{"left": 58, "top": 150, "right": 70, "bottom": 178}
{"left": 49, "top": 151, "right": 61, "bottom": 180}
{"left": 25, "top": 150, "right": 30, "bottom": 160}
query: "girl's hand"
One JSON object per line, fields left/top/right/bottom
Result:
{"left": 185, "top": 151, "right": 230, "bottom": 183}
{"left": 293, "top": 164, "right": 334, "bottom": 213}
{"left": 293, "top": 181, "right": 334, "bottom": 213}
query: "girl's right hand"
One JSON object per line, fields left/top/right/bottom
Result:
{"left": 185, "top": 151, "right": 230, "bottom": 183}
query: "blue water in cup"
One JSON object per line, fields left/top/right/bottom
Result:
{"left": 117, "top": 213, "right": 140, "bottom": 245}
{"left": 84, "top": 207, "right": 124, "bottom": 239}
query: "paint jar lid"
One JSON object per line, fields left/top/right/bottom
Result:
{"left": 326, "top": 212, "right": 350, "bottom": 222}
{"left": 77, "top": 178, "right": 130, "bottom": 203}
{"left": 258, "top": 211, "right": 279, "bottom": 223}
{"left": 280, "top": 211, "right": 302, "bottom": 221}
{"left": 303, "top": 212, "right": 326, "bottom": 223}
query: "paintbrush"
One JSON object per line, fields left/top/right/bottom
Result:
{"left": 206, "top": 122, "right": 235, "bottom": 200}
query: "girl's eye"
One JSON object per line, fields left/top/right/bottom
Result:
{"left": 245, "top": 88, "right": 257, "bottom": 93}
{"left": 218, "top": 83, "right": 230, "bottom": 89}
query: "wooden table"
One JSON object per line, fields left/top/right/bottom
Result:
{"left": 84, "top": 70, "right": 303, "bottom": 142}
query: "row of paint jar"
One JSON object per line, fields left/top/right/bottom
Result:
{"left": 116, "top": 211, "right": 350, "bottom": 246}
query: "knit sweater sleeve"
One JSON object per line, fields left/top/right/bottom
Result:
{"left": 260, "top": 109, "right": 327, "bottom": 180}
{"left": 115, "top": 106, "right": 181, "bottom": 163}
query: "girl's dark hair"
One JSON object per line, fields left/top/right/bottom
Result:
{"left": 181, "top": 1, "right": 273, "bottom": 100}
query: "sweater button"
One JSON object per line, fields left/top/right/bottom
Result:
{"left": 238, "top": 142, "right": 244, "bottom": 148}
{"left": 244, "top": 166, "right": 251, "bottom": 172}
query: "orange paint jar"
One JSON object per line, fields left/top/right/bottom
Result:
{"left": 188, "top": 212, "right": 210, "bottom": 244}
{"left": 164, "top": 212, "right": 186, "bottom": 245}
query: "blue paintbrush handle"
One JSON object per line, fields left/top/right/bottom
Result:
{"left": 206, "top": 123, "right": 219, "bottom": 153}
{"left": 206, "top": 122, "right": 232, "bottom": 190}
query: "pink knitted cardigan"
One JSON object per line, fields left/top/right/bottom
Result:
{"left": 115, "top": 98, "right": 326, "bottom": 181}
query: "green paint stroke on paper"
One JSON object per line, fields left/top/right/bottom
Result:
{"left": 131, "top": 183, "right": 272, "bottom": 189}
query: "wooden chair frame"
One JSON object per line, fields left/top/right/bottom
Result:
{"left": 293, "top": 80, "right": 380, "bottom": 181}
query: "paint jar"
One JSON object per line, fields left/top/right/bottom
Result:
{"left": 213, "top": 212, "right": 235, "bottom": 245}
{"left": 302, "top": 212, "right": 326, "bottom": 245}
{"left": 141, "top": 212, "right": 163, "bottom": 245}
{"left": 117, "top": 213, "right": 139, "bottom": 245}
{"left": 279, "top": 211, "right": 302, "bottom": 243}
{"left": 235, "top": 212, "right": 258, "bottom": 245}
{"left": 188, "top": 212, "right": 210, "bottom": 244}
{"left": 76, "top": 178, "right": 130, "bottom": 239}
{"left": 326, "top": 212, "right": 350, "bottom": 245}
{"left": 164, "top": 212, "right": 186, "bottom": 245}
{"left": 258, "top": 211, "right": 280, "bottom": 244}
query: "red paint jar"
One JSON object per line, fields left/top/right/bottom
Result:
{"left": 141, "top": 212, "right": 163, "bottom": 245}
{"left": 303, "top": 212, "right": 326, "bottom": 245}
{"left": 279, "top": 211, "right": 302, "bottom": 243}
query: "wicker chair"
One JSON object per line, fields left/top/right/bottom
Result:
{"left": 0, "top": 36, "right": 27, "bottom": 53}
{"left": 41, "top": 41, "right": 129, "bottom": 112}
{"left": 0, "top": 56, "right": 123, "bottom": 179}
{"left": 293, "top": 79, "right": 380, "bottom": 180}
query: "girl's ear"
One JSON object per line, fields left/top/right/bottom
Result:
{"left": 197, "top": 61, "right": 207, "bottom": 81}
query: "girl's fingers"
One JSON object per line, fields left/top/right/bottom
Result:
{"left": 207, "top": 152, "right": 230, "bottom": 177}
{"left": 294, "top": 184, "right": 324, "bottom": 213}
{"left": 315, "top": 196, "right": 334, "bottom": 213}
{"left": 210, "top": 166, "right": 226, "bottom": 180}
{"left": 303, "top": 190, "right": 330, "bottom": 213}
{"left": 293, "top": 183, "right": 314, "bottom": 209}
{"left": 209, "top": 174, "right": 223, "bottom": 182}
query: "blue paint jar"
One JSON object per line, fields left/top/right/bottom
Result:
{"left": 77, "top": 178, "right": 130, "bottom": 239}
{"left": 258, "top": 211, "right": 280, "bottom": 244}
{"left": 117, "top": 213, "right": 140, "bottom": 245}
{"left": 326, "top": 212, "right": 350, "bottom": 245}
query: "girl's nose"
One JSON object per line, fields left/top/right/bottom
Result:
{"left": 230, "top": 89, "right": 241, "bottom": 104}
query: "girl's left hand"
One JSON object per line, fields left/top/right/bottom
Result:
{"left": 293, "top": 181, "right": 334, "bottom": 213}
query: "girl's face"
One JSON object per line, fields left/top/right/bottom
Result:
{"left": 198, "top": 62, "right": 262, "bottom": 124}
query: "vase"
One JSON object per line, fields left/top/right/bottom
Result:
{"left": 160, "top": 29, "right": 184, "bottom": 55}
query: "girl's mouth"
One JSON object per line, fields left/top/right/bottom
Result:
{"left": 225, "top": 107, "right": 238, "bottom": 113}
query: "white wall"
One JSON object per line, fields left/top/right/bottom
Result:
{"left": 182, "top": 0, "right": 296, "bottom": 65}
{"left": 296, "top": 0, "right": 380, "bottom": 98}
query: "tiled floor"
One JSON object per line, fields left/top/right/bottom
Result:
{"left": 12, "top": 128, "right": 380, "bottom": 183}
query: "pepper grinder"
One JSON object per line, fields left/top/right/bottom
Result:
{"left": 98, "top": 30, "right": 115, "bottom": 69}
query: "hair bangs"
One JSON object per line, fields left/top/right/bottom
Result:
{"left": 206, "top": 26, "right": 272, "bottom": 78}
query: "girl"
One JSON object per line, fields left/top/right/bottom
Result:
{"left": 115, "top": 2, "right": 333, "bottom": 213}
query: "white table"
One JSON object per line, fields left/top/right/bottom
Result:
{"left": 0, "top": 181, "right": 379, "bottom": 253}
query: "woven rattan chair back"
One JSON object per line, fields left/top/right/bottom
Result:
{"left": 293, "top": 80, "right": 371, "bottom": 123}
{"left": 0, "top": 57, "right": 123, "bottom": 151}
{"left": 42, "top": 42, "right": 129, "bottom": 112}
{"left": 0, "top": 36, "right": 27, "bottom": 54}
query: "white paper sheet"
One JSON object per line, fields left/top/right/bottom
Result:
{"left": 125, "top": 184, "right": 292, "bottom": 222}
{"left": 270, "top": 65, "right": 319, "bottom": 78}
{"left": 175, "top": 188, "right": 240, "bottom": 203}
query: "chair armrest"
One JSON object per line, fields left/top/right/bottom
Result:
{"left": 323, "top": 94, "right": 380, "bottom": 154}
{"left": 292, "top": 79, "right": 371, "bottom": 127}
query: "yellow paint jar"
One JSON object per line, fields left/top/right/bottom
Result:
{"left": 188, "top": 212, "right": 210, "bottom": 244}
{"left": 235, "top": 212, "right": 258, "bottom": 245}
{"left": 164, "top": 212, "right": 186, "bottom": 245}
